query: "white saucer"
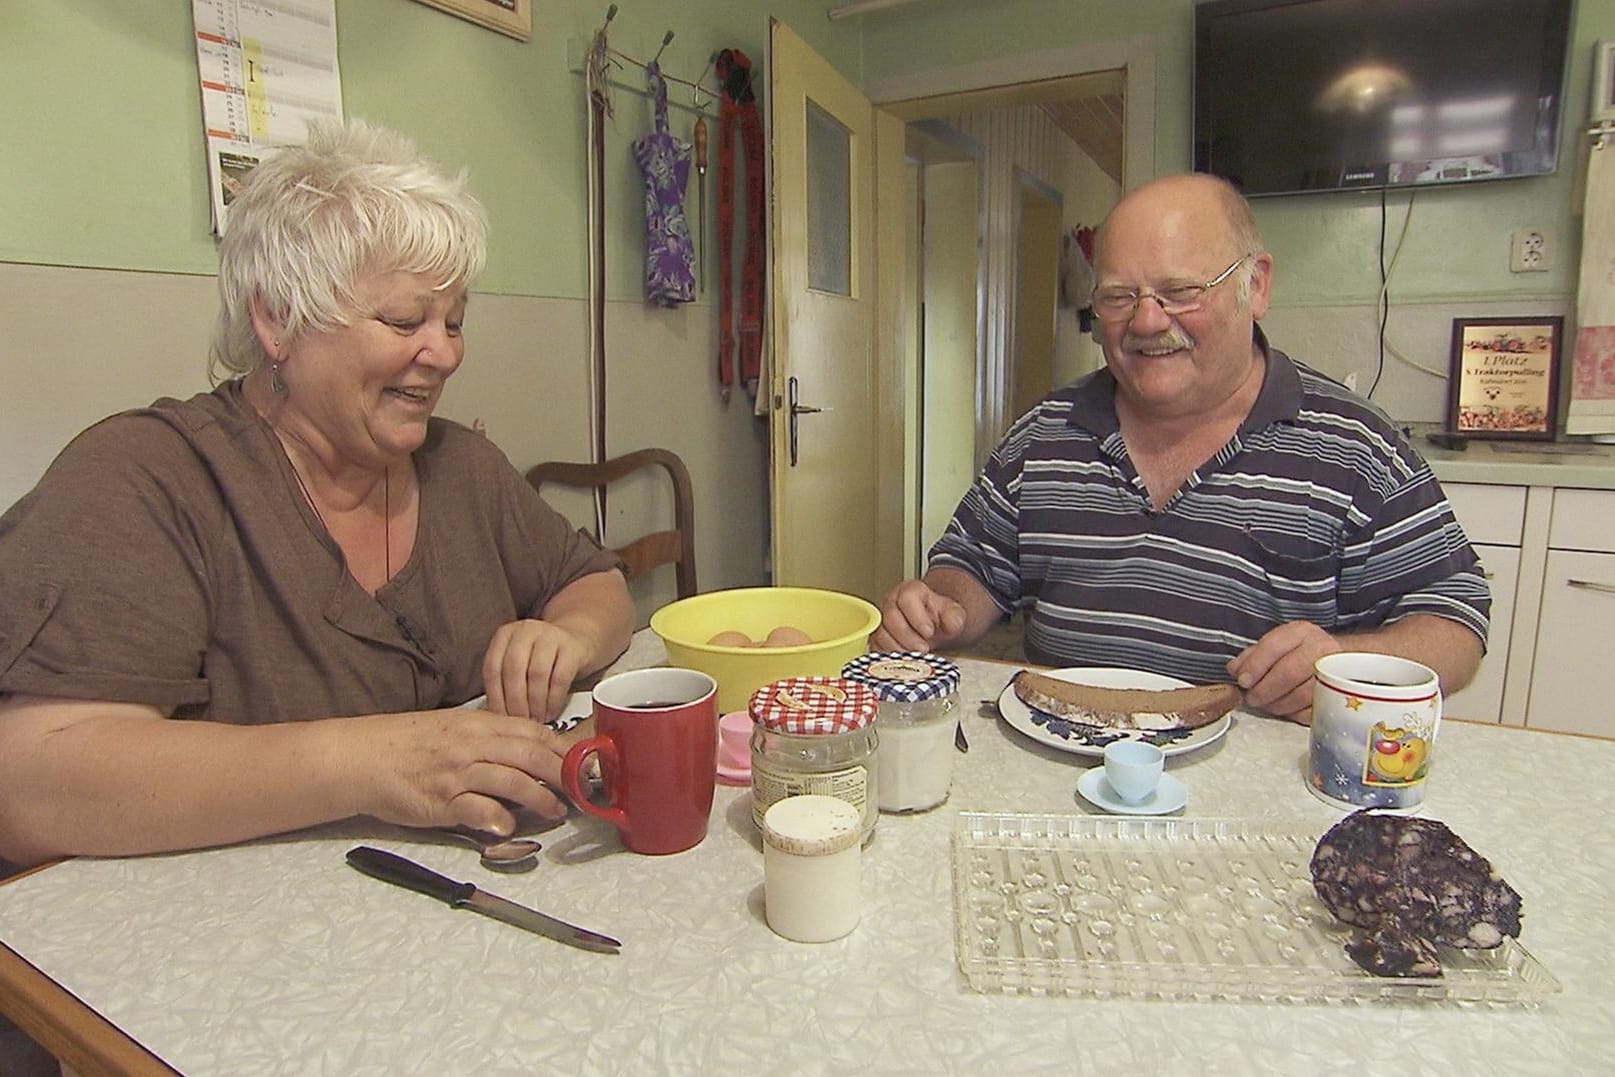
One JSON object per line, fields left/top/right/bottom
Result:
{"left": 1076, "top": 769, "right": 1187, "bottom": 815}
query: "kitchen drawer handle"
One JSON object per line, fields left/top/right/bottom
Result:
{"left": 1567, "top": 578, "right": 1615, "bottom": 595}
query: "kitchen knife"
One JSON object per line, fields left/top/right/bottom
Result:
{"left": 346, "top": 846, "right": 621, "bottom": 954}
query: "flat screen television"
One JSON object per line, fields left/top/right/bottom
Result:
{"left": 1193, "top": 0, "right": 1573, "bottom": 197}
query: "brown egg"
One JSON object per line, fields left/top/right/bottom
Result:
{"left": 763, "top": 625, "right": 814, "bottom": 648}
{"left": 706, "top": 630, "right": 753, "bottom": 648}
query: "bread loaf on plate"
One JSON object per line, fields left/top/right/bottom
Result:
{"left": 1010, "top": 670, "right": 1240, "bottom": 732}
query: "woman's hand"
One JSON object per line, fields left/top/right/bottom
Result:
{"left": 482, "top": 619, "right": 591, "bottom": 722}
{"left": 344, "top": 707, "right": 579, "bottom": 836}
{"left": 0, "top": 696, "right": 583, "bottom": 864}
{"left": 482, "top": 569, "right": 634, "bottom": 720}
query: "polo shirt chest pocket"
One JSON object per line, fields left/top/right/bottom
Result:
{"left": 1241, "top": 527, "right": 1343, "bottom": 615}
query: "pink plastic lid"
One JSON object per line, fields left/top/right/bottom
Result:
{"left": 715, "top": 710, "right": 752, "bottom": 785}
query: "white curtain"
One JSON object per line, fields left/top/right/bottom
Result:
{"left": 1567, "top": 131, "right": 1615, "bottom": 436}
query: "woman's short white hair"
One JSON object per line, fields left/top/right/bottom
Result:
{"left": 209, "top": 118, "right": 488, "bottom": 380}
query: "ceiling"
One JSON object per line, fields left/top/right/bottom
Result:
{"left": 883, "top": 69, "right": 1126, "bottom": 184}
{"left": 1039, "top": 93, "right": 1124, "bottom": 185}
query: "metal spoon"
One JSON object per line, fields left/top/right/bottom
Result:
{"left": 435, "top": 828, "right": 543, "bottom": 872}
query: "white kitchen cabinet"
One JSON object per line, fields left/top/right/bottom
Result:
{"left": 1443, "top": 543, "right": 1518, "bottom": 722}
{"left": 1441, "top": 484, "right": 1526, "bottom": 723}
{"left": 1424, "top": 441, "right": 1615, "bottom": 737}
{"left": 1444, "top": 483, "right": 1526, "bottom": 547}
{"left": 1546, "top": 488, "right": 1615, "bottom": 552}
{"left": 1523, "top": 489, "right": 1615, "bottom": 736}
{"left": 1525, "top": 549, "right": 1615, "bottom": 735}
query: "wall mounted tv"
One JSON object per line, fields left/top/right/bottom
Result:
{"left": 1193, "top": 0, "right": 1573, "bottom": 197}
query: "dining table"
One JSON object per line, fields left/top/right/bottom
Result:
{"left": 2, "top": 630, "right": 1613, "bottom": 1076}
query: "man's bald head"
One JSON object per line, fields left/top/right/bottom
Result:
{"left": 1095, "top": 174, "right": 1266, "bottom": 302}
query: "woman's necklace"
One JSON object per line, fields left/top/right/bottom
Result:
{"left": 289, "top": 460, "right": 391, "bottom": 584}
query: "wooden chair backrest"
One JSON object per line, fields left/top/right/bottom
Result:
{"left": 525, "top": 447, "right": 698, "bottom": 600}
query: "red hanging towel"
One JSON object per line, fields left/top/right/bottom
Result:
{"left": 715, "top": 48, "right": 765, "bottom": 394}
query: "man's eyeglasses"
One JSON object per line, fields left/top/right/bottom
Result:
{"left": 1088, "top": 254, "right": 1252, "bottom": 323}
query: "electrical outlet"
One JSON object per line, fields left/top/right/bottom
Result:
{"left": 1509, "top": 228, "right": 1553, "bottom": 273}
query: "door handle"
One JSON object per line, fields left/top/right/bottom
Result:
{"left": 786, "top": 377, "right": 832, "bottom": 466}
{"left": 1567, "top": 578, "right": 1615, "bottom": 595}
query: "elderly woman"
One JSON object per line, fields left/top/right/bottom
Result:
{"left": 0, "top": 120, "right": 635, "bottom": 870}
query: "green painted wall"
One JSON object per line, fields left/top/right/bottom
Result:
{"left": 862, "top": 0, "right": 1615, "bottom": 307}
{"left": 0, "top": 0, "right": 858, "bottom": 298}
{"left": 9, "top": 1, "right": 1615, "bottom": 310}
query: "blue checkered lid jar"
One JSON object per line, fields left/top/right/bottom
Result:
{"left": 843, "top": 652, "right": 959, "bottom": 813}
{"left": 841, "top": 652, "right": 961, "bottom": 708}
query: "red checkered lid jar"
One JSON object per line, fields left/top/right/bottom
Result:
{"left": 747, "top": 677, "right": 881, "bottom": 844}
{"left": 748, "top": 677, "right": 879, "bottom": 735}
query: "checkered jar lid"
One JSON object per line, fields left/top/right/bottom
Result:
{"left": 841, "top": 652, "right": 961, "bottom": 702}
{"left": 749, "top": 677, "right": 879, "bottom": 735}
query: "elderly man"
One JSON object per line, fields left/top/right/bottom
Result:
{"left": 874, "top": 173, "right": 1488, "bottom": 723}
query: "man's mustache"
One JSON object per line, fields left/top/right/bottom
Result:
{"left": 1122, "top": 327, "right": 1196, "bottom": 353}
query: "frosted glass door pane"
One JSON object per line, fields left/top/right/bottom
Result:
{"left": 805, "top": 98, "right": 851, "bottom": 295}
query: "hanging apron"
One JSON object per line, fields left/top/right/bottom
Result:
{"left": 632, "top": 63, "right": 697, "bottom": 308}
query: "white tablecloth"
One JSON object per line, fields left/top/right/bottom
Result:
{"left": 2, "top": 634, "right": 1612, "bottom": 1075}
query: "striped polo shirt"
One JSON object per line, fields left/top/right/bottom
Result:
{"left": 931, "top": 337, "right": 1491, "bottom": 684}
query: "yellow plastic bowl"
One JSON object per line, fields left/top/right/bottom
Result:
{"left": 650, "top": 586, "right": 882, "bottom": 713}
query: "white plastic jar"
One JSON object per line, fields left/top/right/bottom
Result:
{"left": 842, "top": 652, "right": 960, "bottom": 813}
{"left": 762, "top": 794, "right": 862, "bottom": 942}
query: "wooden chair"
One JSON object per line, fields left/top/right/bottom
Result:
{"left": 526, "top": 448, "right": 698, "bottom": 600}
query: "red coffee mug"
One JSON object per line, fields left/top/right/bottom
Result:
{"left": 561, "top": 667, "right": 718, "bottom": 855}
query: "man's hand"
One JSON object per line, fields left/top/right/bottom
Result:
{"left": 1230, "top": 614, "right": 1484, "bottom": 725}
{"left": 873, "top": 579, "right": 969, "bottom": 652}
{"left": 1227, "top": 621, "right": 1343, "bottom": 724}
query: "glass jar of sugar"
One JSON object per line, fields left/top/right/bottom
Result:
{"left": 841, "top": 652, "right": 960, "bottom": 813}
{"left": 749, "top": 677, "right": 880, "bottom": 845}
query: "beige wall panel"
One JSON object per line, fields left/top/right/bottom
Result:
{"left": 0, "top": 264, "right": 220, "bottom": 509}
{"left": 1260, "top": 299, "right": 1575, "bottom": 426}
{"left": 0, "top": 264, "right": 767, "bottom": 626}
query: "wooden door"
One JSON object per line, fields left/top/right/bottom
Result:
{"left": 767, "top": 20, "right": 903, "bottom": 602}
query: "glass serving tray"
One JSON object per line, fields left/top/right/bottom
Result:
{"left": 952, "top": 813, "right": 1560, "bottom": 1005}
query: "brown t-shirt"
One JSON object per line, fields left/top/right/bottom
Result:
{"left": 0, "top": 382, "right": 620, "bottom": 723}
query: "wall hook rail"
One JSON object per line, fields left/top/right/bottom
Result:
{"left": 651, "top": 30, "right": 674, "bottom": 66}
{"left": 568, "top": 21, "right": 717, "bottom": 117}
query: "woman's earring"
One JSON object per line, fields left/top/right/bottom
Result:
{"left": 270, "top": 362, "right": 287, "bottom": 395}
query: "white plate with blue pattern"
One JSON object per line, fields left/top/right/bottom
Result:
{"left": 996, "top": 666, "right": 1234, "bottom": 759}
